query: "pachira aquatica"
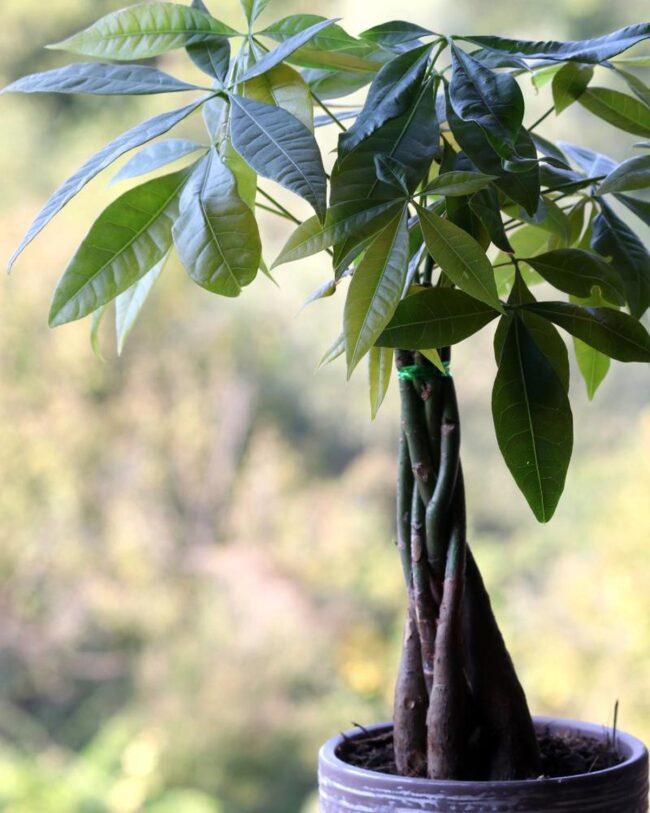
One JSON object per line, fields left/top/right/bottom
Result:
{"left": 4, "top": 0, "right": 650, "bottom": 782}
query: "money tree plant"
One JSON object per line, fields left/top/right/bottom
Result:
{"left": 4, "top": 0, "right": 650, "bottom": 783}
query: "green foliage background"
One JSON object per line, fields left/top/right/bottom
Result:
{"left": 0, "top": 0, "right": 649, "bottom": 811}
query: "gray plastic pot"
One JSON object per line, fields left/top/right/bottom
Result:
{"left": 318, "top": 717, "right": 649, "bottom": 812}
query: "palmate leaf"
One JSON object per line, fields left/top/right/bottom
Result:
{"left": 551, "top": 63, "right": 593, "bottom": 113}
{"left": 591, "top": 200, "right": 650, "bottom": 317}
{"left": 339, "top": 44, "right": 433, "bottom": 156}
{"left": 229, "top": 94, "right": 327, "bottom": 221}
{"left": 49, "top": 167, "right": 191, "bottom": 327}
{"left": 578, "top": 88, "right": 650, "bottom": 138}
{"left": 457, "top": 24, "right": 650, "bottom": 63}
{"left": 597, "top": 154, "right": 650, "bottom": 195}
{"left": 449, "top": 44, "right": 525, "bottom": 159}
{"left": 187, "top": 38, "right": 231, "bottom": 83}
{"left": 242, "top": 64, "right": 313, "bottom": 130}
{"left": 49, "top": 3, "right": 238, "bottom": 61}
{"left": 1, "top": 63, "right": 202, "bottom": 96}
{"left": 238, "top": 18, "right": 340, "bottom": 82}
{"left": 368, "top": 346, "right": 393, "bottom": 419}
{"left": 9, "top": 96, "right": 208, "bottom": 272}
{"left": 522, "top": 249, "right": 626, "bottom": 306}
{"left": 492, "top": 315, "right": 573, "bottom": 523}
{"left": 173, "top": 151, "right": 260, "bottom": 297}
{"left": 115, "top": 252, "right": 168, "bottom": 354}
{"left": 240, "top": 0, "right": 273, "bottom": 26}
{"left": 376, "top": 287, "right": 498, "bottom": 349}
{"left": 524, "top": 301, "right": 650, "bottom": 362}
{"left": 111, "top": 139, "right": 205, "bottom": 184}
{"left": 344, "top": 208, "right": 410, "bottom": 375}
{"left": 415, "top": 205, "right": 503, "bottom": 311}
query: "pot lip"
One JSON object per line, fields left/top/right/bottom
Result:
{"left": 319, "top": 716, "right": 649, "bottom": 789}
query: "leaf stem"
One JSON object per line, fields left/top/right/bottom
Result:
{"left": 311, "top": 90, "right": 348, "bottom": 132}
{"left": 528, "top": 106, "right": 554, "bottom": 132}
{"left": 257, "top": 188, "right": 301, "bottom": 224}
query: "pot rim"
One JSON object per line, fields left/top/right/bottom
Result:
{"left": 319, "top": 716, "right": 649, "bottom": 790}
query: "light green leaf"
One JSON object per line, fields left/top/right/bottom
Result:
{"left": 522, "top": 248, "right": 626, "bottom": 306}
{"left": 49, "top": 167, "right": 190, "bottom": 327}
{"left": 301, "top": 279, "right": 336, "bottom": 309}
{"left": 344, "top": 209, "right": 409, "bottom": 375}
{"left": 115, "top": 252, "right": 168, "bottom": 354}
{"left": 377, "top": 287, "right": 498, "bottom": 348}
{"left": 574, "top": 336, "right": 610, "bottom": 400}
{"left": 416, "top": 204, "right": 503, "bottom": 311}
{"left": 422, "top": 171, "right": 498, "bottom": 197}
{"left": 173, "top": 151, "right": 260, "bottom": 297}
{"left": 552, "top": 63, "right": 593, "bottom": 113}
{"left": 579, "top": 87, "right": 650, "bottom": 138}
{"left": 240, "top": 0, "right": 272, "bottom": 26}
{"left": 369, "top": 346, "right": 393, "bottom": 419}
{"left": 49, "top": 3, "right": 239, "bottom": 60}
{"left": 492, "top": 315, "right": 573, "bottom": 523}
{"left": 611, "top": 67, "right": 650, "bottom": 107}
{"left": 319, "top": 332, "right": 346, "bottom": 367}
{"left": 597, "top": 154, "right": 650, "bottom": 195}
{"left": 242, "top": 64, "right": 313, "bottom": 130}
{"left": 111, "top": 139, "right": 205, "bottom": 184}
{"left": 90, "top": 305, "right": 108, "bottom": 362}
{"left": 229, "top": 94, "right": 327, "bottom": 221}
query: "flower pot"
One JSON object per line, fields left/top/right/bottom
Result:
{"left": 318, "top": 717, "right": 649, "bottom": 812}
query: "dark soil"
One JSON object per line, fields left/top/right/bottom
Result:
{"left": 338, "top": 726, "right": 623, "bottom": 780}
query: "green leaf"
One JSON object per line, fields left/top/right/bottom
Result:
{"left": 423, "top": 171, "right": 497, "bottom": 197}
{"left": 187, "top": 38, "right": 231, "bottom": 83}
{"left": 492, "top": 315, "right": 573, "bottom": 523}
{"left": 242, "top": 64, "right": 313, "bottom": 130}
{"left": 360, "top": 21, "right": 432, "bottom": 49}
{"left": 374, "top": 155, "right": 410, "bottom": 194}
{"left": 449, "top": 44, "right": 525, "bottom": 159}
{"left": 597, "top": 154, "right": 650, "bottom": 195}
{"left": 416, "top": 204, "right": 503, "bottom": 311}
{"left": 301, "top": 279, "right": 337, "bottom": 309}
{"left": 1, "top": 62, "right": 203, "bottom": 96}
{"left": 339, "top": 44, "right": 432, "bottom": 155}
{"left": 591, "top": 200, "right": 650, "bottom": 317}
{"left": 574, "top": 336, "right": 610, "bottom": 400}
{"left": 90, "top": 305, "right": 108, "bottom": 362}
{"left": 615, "top": 193, "right": 650, "bottom": 228}
{"left": 304, "top": 68, "right": 372, "bottom": 100}
{"left": 524, "top": 300, "right": 650, "bottom": 362}
{"left": 229, "top": 94, "right": 327, "bottom": 221}
{"left": 611, "top": 67, "right": 650, "bottom": 107}
{"left": 369, "top": 346, "right": 393, "bottom": 418}
{"left": 115, "top": 252, "right": 168, "bottom": 354}
{"left": 522, "top": 248, "right": 625, "bottom": 306}
{"left": 319, "top": 332, "right": 346, "bottom": 367}
{"left": 172, "top": 151, "right": 260, "bottom": 297}
{"left": 9, "top": 97, "right": 207, "bottom": 272}
{"left": 238, "top": 18, "right": 339, "bottom": 82}
{"left": 551, "top": 63, "right": 593, "bottom": 113}
{"left": 344, "top": 209, "right": 409, "bottom": 375}
{"left": 111, "top": 139, "right": 205, "bottom": 184}
{"left": 221, "top": 137, "right": 257, "bottom": 210}
{"left": 469, "top": 187, "right": 513, "bottom": 253}
{"left": 49, "top": 167, "right": 190, "bottom": 327}
{"left": 273, "top": 200, "right": 402, "bottom": 267}
{"left": 578, "top": 88, "right": 650, "bottom": 138}
{"left": 376, "top": 287, "right": 498, "bottom": 348}
{"left": 240, "top": 0, "right": 272, "bottom": 25}
{"left": 48, "top": 3, "right": 238, "bottom": 60}
{"left": 330, "top": 81, "right": 438, "bottom": 206}
{"left": 458, "top": 25, "right": 650, "bottom": 63}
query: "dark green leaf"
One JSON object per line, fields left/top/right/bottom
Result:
{"left": 344, "top": 209, "right": 410, "bottom": 374}
{"left": 524, "top": 301, "right": 650, "bottom": 362}
{"left": 374, "top": 155, "right": 410, "bottom": 194}
{"left": 522, "top": 248, "right": 625, "bottom": 306}
{"left": 376, "top": 287, "right": 498, "bottom": 348}
{"left": 115, "top": 252, "right": 168, "bottom": 354}
{"left": 187, "top": 38, "right": 231, "bottom": 83}
{"left": 48, "top": 3, "right": 238, "bottom": 60}
{"left": 614, "top": 193, "right": 650, "bottom": 228}
{"left": 551, "top": 63, "right": 593, "bottom": 113}
{"left": 450, "top": 44, "right": 525, "bottom": 159}
{"left": 339, "top": 44, "right": 432, "bottom": 155}
{"left": 1, "top": 62, "right": 202, "bottom": 96}
{"left": 578, "top": 88, "right": 650, "bottom": 138}
{"left": 49, "top": 168, "right": 189, "bottom": 327}
{"left": 423, "top": 171, "right": 498, "bottom": 196}
{"left": 597, "top": 154, "right": 650, "bottom": 195}
{"left": 238, "top": 18, "right": 339, "bottom": 82}
{"left": 611, "top": 66, "right": 650, "bottom": 106}
{"left": 492, "top": 315, "right": 573, "bottom": 522}
{"left": 458, "top": 25, "right": 650, "bottom": 63}
{"left": 416, "top": 204, "right": 503, "bottom": 310}
{"left": 111, "top": 139, "right": 205, "bottom": 184}
{"left": 360, "top": 21, "right": 432, "bottom": 49}
{"left": 172, "top": 151, "right": 260, "bottom": 297}
{"left": 9, "top": 97, "right": 207, "bottom": 272}
{"left": 591, "top": 200, "right": 650, "bottom": 317}
{"left": 469, "top": 187, "right": 513, "bottom": 253}
{"left": 273, "top": 200, "right": 402, "bottom": 267}
{"left": 369, "top": 346, "right": 393, "bottom": 418}
{"left": 229, "top": 94, "right": 327, "bottom": 221}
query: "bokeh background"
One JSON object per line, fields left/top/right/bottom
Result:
{"left": 1, "top": 0, "right": 649, "bottom": 811}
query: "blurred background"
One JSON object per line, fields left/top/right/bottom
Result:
{"left": 1, "top": 0, "right": 649, "bottom": 811}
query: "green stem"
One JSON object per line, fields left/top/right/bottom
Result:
{"left": 311, "top": 90, "right": 348, "bottom": 132}
{"left": 528, "top": 106, "right": 554, "bottom": 132}
{"left": 257, "top": 188, "right": 301, "bottom": 225}
{"left": 397, "top": 432, "right": 414, "bottom": 587}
